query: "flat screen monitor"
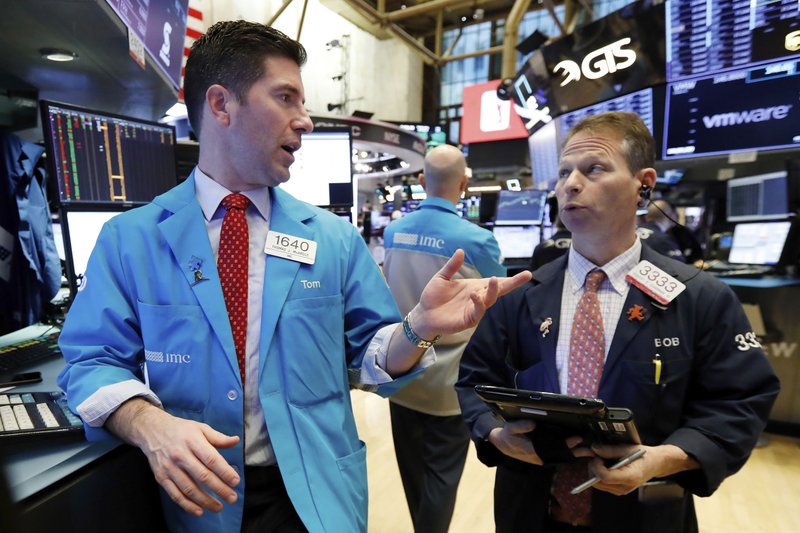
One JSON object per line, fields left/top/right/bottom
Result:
{"left": 104, "top": 0, "right": 189, "bottom": 90}
{"left": 666, "top": 0, "right": 800, "bottom": 82}
{"left": 727, "top": 171, "right": 792, "bottom": 222}
{"left": 494, "top": 190, "right": 548, "bottom": 225}
{"left": 662, "top": 60, "right": 800, "bottom": 159}
{"left": 557, "top": 87, "right": 656, "bottom": 141}
{"left": 60, "top": 206, "right": 129, "bottom": 295}
{"left": 478, "top": 192, "right": 499, "bottom": 224}
{"left": 493, "top": 225, "right": 541, "bottom": 261}
{"left": 656, "top": 169, "right": 685, "bottom": 185}
{"left": 728, "top": 221, "right": 793, "bottom": 265}
{"left": 280, "top": 130, "right": 353, "bottom": 208}
{"left": 40, "top": 100, "right": 177, "bottom": 205}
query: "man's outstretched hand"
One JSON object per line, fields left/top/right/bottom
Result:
{"left": 411, "top": 249, "right": 532, "bottom": 340}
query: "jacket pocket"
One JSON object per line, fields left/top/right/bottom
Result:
{"left": 136, "top": 300, "right": 213, "bottom": 412}
{"left": 277, "top": 294, "right": 346, "bottom": 406}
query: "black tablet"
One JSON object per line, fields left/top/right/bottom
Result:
{"left": 474, "top": 384, "right": 640, "bottom": 446}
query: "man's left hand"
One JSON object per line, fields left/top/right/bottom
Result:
{"left": 411, "top": 249, "right": 532, "bottom": 340}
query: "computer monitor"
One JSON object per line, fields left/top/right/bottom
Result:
{"left": 727, "top": 171, "right": 791, "bottom": 222}
{"left": 493, "top": 225, "right": 541, "bottom": 262}
{"left": 728, "top": 221, "right": 793, "bottom": 265}
{"left": 494, "top": 190, "right": 548, "bottom": 225}
{"left": 279, "top": 129, "right": 353, "bottom": 207}
{"left": 478, "top": 192, "right": 499, "bottom": 224}
{"left": 662, "top": 61, "right": 800, "bottom": 159}
{"left": 656, "top": 169, "right": 685, "bottom": 185}
{"left": 40, "top": 100, "right": 177, "bottom": 205}
{"left": 60, "top": 205, "right": 130, "bottom": 296}
{"left": 666, "top": 1, "right": 800, "bottom": 82}
{"left": 558, "top": 88, "right": 656, "bottom": 141}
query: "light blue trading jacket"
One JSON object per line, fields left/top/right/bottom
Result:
{"left": 382, "top": 197, "right": 505, "bottom": 416}
{"left": 57, "top": 172, "right": 425, "bottom": 532}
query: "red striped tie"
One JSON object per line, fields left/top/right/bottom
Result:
{"left": 552, "top": 269, "right": 607, "bottom": 524}
{"left": 218, "top": 193, "right": 249, "bottom": 387}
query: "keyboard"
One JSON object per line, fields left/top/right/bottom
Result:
{"left": 0, "top": 331, "right": 61, "bottom": 373}
{"left": 0, "top": 391, "right": 84, "bottom": 442}
{"left": 704, "top": 261, "right": 774, "bottom": 277}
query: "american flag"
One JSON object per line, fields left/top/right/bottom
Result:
{"left": 179, "top": 0, "right": 206, "bottom": 102}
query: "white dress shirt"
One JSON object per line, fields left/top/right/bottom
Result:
{"left": 555, "top": 239, "right": 643, "bottom": 393}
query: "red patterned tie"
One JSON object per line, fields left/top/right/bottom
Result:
{"left": 552, "top": 269, "right": 607, "bottom": 524}
{"left": 218, "top": 193, "right": 249, "bottom": 387}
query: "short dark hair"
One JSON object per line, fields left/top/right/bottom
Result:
{"left": 563, "top": 111, "right": 655, "bottom": 174}
{"left": 183, "top": 20, "right": 307, "bottom": 139}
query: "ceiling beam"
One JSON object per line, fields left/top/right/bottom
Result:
{"left": 501, "top": 0, "right": 532, "bottom": 79}
{"left": 341, "top": 0, "right": 440, "bottom": 64}
{"left": 383, "top": 0, "right": 492, "bottom": 22}
{"left": 267, "top": 0, "right": 294, "bottom": 27}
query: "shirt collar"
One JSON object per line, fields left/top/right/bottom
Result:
{"left": 194, "top": 167, "right": 271, "bottom": 223}
{"left": 567, "top": 237, "right": 642, "bottom": 295}
{"left": 420, "top": 196, "right": 458, "bottom": 214}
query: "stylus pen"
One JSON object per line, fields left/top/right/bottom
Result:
{"left": 570, "top": 448, "right": 647, "bottom": 495}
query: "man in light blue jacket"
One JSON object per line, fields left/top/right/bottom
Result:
{"left": 382, "top": 145, "right": 506, "bottom": 532}
{"left": 56, "top": 20, "right": 531, "bottom": 533}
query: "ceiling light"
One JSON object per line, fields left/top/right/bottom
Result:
{"left": 40, "top": 48, "right": 78, "bottom": 62}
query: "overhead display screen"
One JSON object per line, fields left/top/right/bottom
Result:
{"left": 666, "top": 0, "right": 800, "bottom": 82}
{"left": 510, "top": 0, "right": 666, "bottom": 134}
{"left": 105, "top": 0, "right": 189, "bottom": 90}
{"left": 663, "top": 60, "right": 800, "bottom": 159}
{"left": 558, "top": 88, "right": 655, "bottom": 139}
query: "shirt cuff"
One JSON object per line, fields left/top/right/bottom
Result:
{"left": 357, "top": 323, "right": 436, "bottom": 385}
{"left": 76, "top": 379, "right": 162, "bottom": 428}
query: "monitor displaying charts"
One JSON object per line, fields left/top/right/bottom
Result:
{"left": 40, "top": 100, "right": 177, "bottom": 205}
{"left": 494, "top": 190, "right": 548, "bottom": 225}
{"left": 728, "top": 221, "right": 793, "bottom": 265}
{"left": 493, "top": 225, "right": 541, "bottom": 262}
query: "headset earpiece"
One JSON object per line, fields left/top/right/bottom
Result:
{"left": 640, "top": 185, "right": 653, "bottom": 202}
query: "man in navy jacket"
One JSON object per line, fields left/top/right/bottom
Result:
{"left": 457, "top": 112, "right": 779, "bottom": 533}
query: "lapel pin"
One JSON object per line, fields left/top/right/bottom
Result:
{"left": 540, "top": 317, "right": 553, "bottom": 337}
{"left": 188, "top": 255, "right": 209, "bottom": 285}
{"left": 627, "top": 304, "right": 646, "bottom": 321}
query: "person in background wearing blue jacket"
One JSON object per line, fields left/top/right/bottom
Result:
{"left": 56, "top": 21, "right": 531, "bottom": 533}
{"left": 457, "top": 112, "right": 779, "bottom": 533}
{"left": 382, "top": 145, "right": 506, "bottom": 533}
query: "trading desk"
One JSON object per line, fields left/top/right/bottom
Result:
{"left": 1, "top": 326, "right": 167, "bottom": 532}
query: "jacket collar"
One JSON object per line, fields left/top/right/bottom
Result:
{"left": 419, "top": 196, "right": 458, "bottom": 214}
{"left": 153, "top": 169, "right": 319, "bottom": 381}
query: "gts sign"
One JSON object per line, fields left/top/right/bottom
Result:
{"left": 553, "top": 38, "right": 637, "bottom": 87}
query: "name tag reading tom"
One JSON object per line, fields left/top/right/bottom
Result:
{"left": 625, "top": 260, "right": 686, "bottom": 305}
{"left": 265, "top": 230, "right": 317, "bottom": 265}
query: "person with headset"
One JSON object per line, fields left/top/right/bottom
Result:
{"left": 457, "top": 111, "right": 779, "bottom": 533}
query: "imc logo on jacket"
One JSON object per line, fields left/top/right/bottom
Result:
{"left": 394, "top": 232, "right": 445, "bottom": 250}
{"left": 145, "top": 349, "right": 191, "bottom": 364}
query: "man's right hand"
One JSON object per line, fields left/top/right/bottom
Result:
{"left": 488, "top": 420, "right": 589, "bottom": 465}
{"left": 106, "top": 398, "right": 241, "bottom": 516}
